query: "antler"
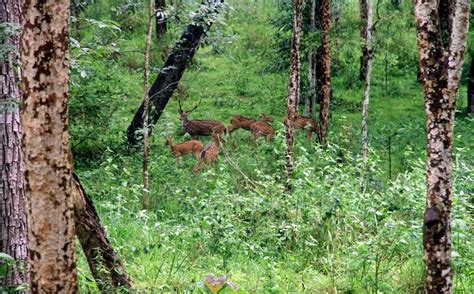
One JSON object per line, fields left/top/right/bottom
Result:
{"left": 177, "top": 96, "right": 202, "bottom": 114}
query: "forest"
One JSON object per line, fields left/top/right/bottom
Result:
{"left": 0, "top": 0, "right": 473, "bottom": 293}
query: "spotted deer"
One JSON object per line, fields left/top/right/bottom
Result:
{"left": 227, "top": 113, "right": 273, "bottom": 135}
{"left": 249, "top": 120, "right": 275, "bottom": 143}
{"left": 192, "top": 143, "right": 219, "bottom": 174}
{"left": 284, "top": 114, "right": 319, "bottom": 140}
{"left": 166, "top": 137, "right": 203, "bottom": 163}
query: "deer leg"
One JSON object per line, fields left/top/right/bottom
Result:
{"left": 307, "top": 130, "right": 312, "bottom": 140}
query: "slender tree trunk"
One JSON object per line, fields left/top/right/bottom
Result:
{"left": 468, "top": 56, "right": 474, "bottom": 114}
{"left": 72, "top": 173, "right": 132, "bottom": 290}
{"left": 156, "top": 0, "right": 167, "bottom": 41}
{"left": 360, "top": 0, "right": 373, "bottom": 162}
{"left": 21, "top": 0, "right": 78, "bottom": 292}
{"left": 0, "top": 0, "right": 29, "bottom": 289}
{"left": 143, "top": 0, "right": 154, "bottom": 207}
{"left": 359, "top": 0, "right": 369, "bottom": 81}
{"left": 285, "top": 0, "right": 302, "bottom": 190}
{"left": 413, "top": 0, "right": 470, "bottom": 292}
{"left": 305, "top": 0, "right": 316, "bottom": 116}
{"left": 317, "top": 0, "right": 332, "bottom": 144}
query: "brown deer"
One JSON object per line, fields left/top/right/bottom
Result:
{"left": 178, "top": 98, "right": 226, "bottom": 144}
{"left": 192, "top": 143, "right": 219, "bottom": 174}
{"left": 250, "top": 121, "right": 275, "bottom": 143}
{"left": 227, "top": 113, "right": 273, "bottom": 135}
{"left": 166, "top": 137, "right": 203, "bottom": 163}
{"left": 284, "top": 114, "right": 318, "bottom": 140}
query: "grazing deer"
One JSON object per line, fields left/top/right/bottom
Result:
{"left": 178, "top": 98, "right": 226, "bottom": 144}
{"left": 192, "top": 143, "right": 219, "bottom": 174}
{"left": 166, "top": 137, "right": 203, "bottom": 163}
{"left": 284, "top": 114, "right": 318, "bottom": 140}
{"left": 250, "top": 121, "right": 275, "bottom": 143}
{"left": 227, "top": 113, "right": 273, "bottom": 135}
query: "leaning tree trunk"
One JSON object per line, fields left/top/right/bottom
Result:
{"left": 468, "top": 56, "right": 474, "bottom": 114}
{"left": 0, "top": 0, "right": 29, "bottom": 289}
{"left": 127, "top": 1, "right": 225, "bottom": 146}
{"left": 360, "top": 0, "right": 373, "bottom": 162}
{"left": 285, "top": 0, "right": 302, "bottom": 191}
{"left": 156, "top": 0, "right": 167, "bottom": 41}
{"left": 317, "top": 0, "right": 332, "bottom": 144}
{"left": 359, "top": 0, "right": 369, "bottom": 81}
{"left": 21, "top": 0, "right": 78, "bottom": 292}
{"left": 413, "top": 0, "right": 470, "bottom": 292}
{"left": 72, "top": 173, "right": 132, "bottom": 291}
{"left": 305, "top": 0, "right": 316, "bottom": 116}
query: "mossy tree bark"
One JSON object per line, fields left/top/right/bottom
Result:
{"left": 21, "top": 0, "right": 78, "bottom": 291}
{"left": 413, "top": 0, "right": 470, "bottom": 292}
{"left": 0, "top": 0, "right": 29, "bottom": 289}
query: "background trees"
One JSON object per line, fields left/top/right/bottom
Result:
{"left": 21, "top": 0, "right": 77, "bottom": 291}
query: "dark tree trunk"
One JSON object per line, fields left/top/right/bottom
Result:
{"left": 21, "top": 0, "right": 78, "bottom": 291}
{"left": 285, "top": 0, "right": 302, "bottom": 190}
{"left": 0, "top": 0, "right": 29, "bottom": 289}
{"left": 359, "top": 0, "right": 369, "bottom": 81}
{"left": 468, "top": 56, "right": 474, "bottom": 114}
{"left": 317, "top": 0, "right": 331, "bottom": 144}
{"left": 156, "top": 0, "right": 167, "bottom": 40}
{"left": 305, "top": 0, "right": 316, "bottom": 116}
{"left": 413, "top": 0, "right": 470, "bottom": 292}
{"left": 72, "top": 173, "right": 132, "bottom": 290}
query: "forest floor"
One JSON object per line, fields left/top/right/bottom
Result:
{"left": 72, "top": 1, "right": 473, "bottom": 292}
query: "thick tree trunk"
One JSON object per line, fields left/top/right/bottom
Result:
{"left": 413, "top": 0, "right": 470, "bottom": 292}
{"left": 0, "top": 0, "right": 29, "bottom": 289}
{"left": 468, "top": 57, "right": 474, "bottom": 114}
{"left": 359, "top": 0, "right": 369, "bottom": 81}
{"left": 285, "top": 0, "right": 302, "bottom": 190}
{"left": 72, "top": 173, "right": 132, "bottom": 290}
{"left": 305, "top": 0, "right": 316, "bottom": 116}
{"left": 156, "top": 0, "right": 167, "bottom": 40}
{"left": 317, "top": 0, "right": 331, "bottom": 144}
{"left": 21, "top": 0, "right": 78, "bottom": 292}
{"left": 360, "top": 0, "right": 373, "bottom": 162}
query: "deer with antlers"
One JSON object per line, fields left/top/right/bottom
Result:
{"left": 178, "top": 98, "right": 226, "bottom": 145}
{"left": 227, "top": 113, "right": 273, "bottom": 135}
{"left": 192, "top": 143, "right": 219, "bottom": 174}
{"left": 284, "top": 114, "right": 319, "bottom": 140}
{"left": 166, "top": 137, "right": 203, "bottom": 164}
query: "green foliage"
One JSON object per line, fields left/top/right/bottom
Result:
{"left": 71, "top": 0, "right": 474, "bottom": 292}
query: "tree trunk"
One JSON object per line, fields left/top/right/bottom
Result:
{"left": 0, "top": 0, "right": 29, "bottom": 289}
{"left": 156, "top": 0, "right": 167, "bottom": 41}
{"left": 72, "top": 173, "right": 132, "bottom": 290}
{"left": 360, "top": 0, "right": 373, "bottom": 162}
{"left": 305, "top": 0, "right": 316, "bottom": 116}
{"left": 143, "top": 0, "right": 154, "bottom": 207}
{"left": 285, "top": 0, "right": 302, "bottom": 190}
{"left": 317, "top": 0, "right": 331, "bottom": 144}
{"left": 21, "top": 0, "right": 78, "bottom": 292}
{"left": 127, "top": 2, "right": 225, "bottom": 146}
{"left": 359, "top": 0, "right": 369, "bottom": 81}
{"left": 413, "top": 0, "right": 470, "bottom": 292}
{"left": 468, "top": 56, "right": 474, "bottom": 114}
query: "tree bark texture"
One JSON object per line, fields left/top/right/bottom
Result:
{"left": 414, "top": 0, "right": 470, "bottom": 292}
{"left": 468, "top": 56, "right": 474, "bottom": 114}
{"left": 285, "top": 0, "right": 302, "bottom": 190}
{"left": 0, "top": 0, "right": 29, "bottom": 289}
{"left": 155, "top": 0, "right": 167, "bottom": 40}
{"left": 127, "top": 21, "right": 213, "bottom": 145}
{"left": 21, "top": 0, "right": 78, "bottom": 292}
{"left": 359, "top": 0, "right": 369, "bottom": 81}
{"left": 305, "top": 0, "right": 316, "bottom": 116}
{"left": 360, "top": 0, "right": 373, "bottom": 162}
{"left": 72, "top": 173, "right": 132, "bottom": 290}
{"left": 317, "top": 0, "right": 331, "bottom": 144}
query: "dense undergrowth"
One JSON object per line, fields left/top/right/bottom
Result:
{"left": 71, "top": 0, "right": 473, "bottom": 292}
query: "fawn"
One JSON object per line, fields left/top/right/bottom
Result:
{"left": 227, "top": 113, "right": 273, "bottom": 135}
{"left": 284, "top": 114, "right": 319, "bottom": 140}
{"left": 166, "top": 137, "right": 203, "bottom": 163}
{"left": 192, "top": 143, "right": 219, "bottom": 173}
{"left": 250, "top": 120, "right": 275, "bottom": 143}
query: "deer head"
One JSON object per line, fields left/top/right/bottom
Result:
{"left": 261, "top": 113, "right": 273, "bottom": 123}
{"left": 178, "top": 96, "right": 202, "bottom": 121}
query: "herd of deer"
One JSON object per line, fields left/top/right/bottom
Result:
{"left": 166, "top": 99, "right": 319, "bottom": 173}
